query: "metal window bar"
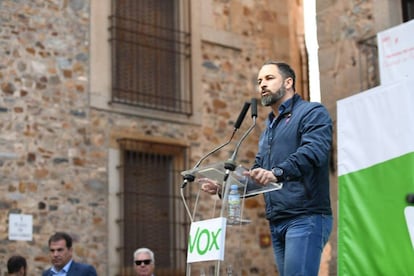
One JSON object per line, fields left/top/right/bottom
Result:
{"left": 109, "top": 0, "right": 192, "bottom": 115}
{"left": 357, "top": 35, "right": 379, "bottom": 91}
{"left": 117, "top": 138, "right": 189, "bottom": 276}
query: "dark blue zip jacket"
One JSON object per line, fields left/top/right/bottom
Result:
{"left": 252, "top": 94, "right": 332, "bottom": 222}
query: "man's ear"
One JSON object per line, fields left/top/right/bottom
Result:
{"left": 284, "top": 77, "right": 293, "bottom": 90}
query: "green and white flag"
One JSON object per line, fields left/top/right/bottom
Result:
{"left": 337, "top": 78, "right": 414, "bottom": 275}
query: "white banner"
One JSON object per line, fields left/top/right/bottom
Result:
{"left": 337, "top": 78, "right": 414, "bottom": 176}
{"left": 377, "top": 19, "right": 414, "bottom": 85}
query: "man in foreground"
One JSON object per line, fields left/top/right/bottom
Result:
{"left": 201, "top": 61, "right": 333, "bottom": 276}
{"left": 42, "top": 232, "right": 97, "bottom": 276}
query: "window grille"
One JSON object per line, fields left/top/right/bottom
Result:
{"left": 117, "top": 138, "right": 189, "bottom": 275}
{"left": 110, "top": 0, "right": 192, "bottom": 115}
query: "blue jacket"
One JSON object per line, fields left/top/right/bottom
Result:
{"left": 252, "top": 94, "right": 332, "bottom": 222}
{"left": 42, "top": 261, "right": 97, "bottom": 276}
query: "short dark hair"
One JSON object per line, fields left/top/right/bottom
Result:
{"left": 48, "top": 232, "right": 73, "bottom": 248}
{"left": 7, "top": 255, "right": 27, "bottom": 273}
{"left": 263, "top": 61, "right": 296, "bottom": 91}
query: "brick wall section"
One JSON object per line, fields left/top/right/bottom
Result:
{"left": 0, "top": 0, "right": 310, "bottom": 275}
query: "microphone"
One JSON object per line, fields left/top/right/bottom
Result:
{"left": 251, "top": 98, "right": 258, "bottom": 118}
{"left": 225, "top": 98, "right": 258, "bottom": 171}
{"left": 234, "top": 101, "right": 251, "bottom": 129}
{"left": 181, "top": 101, "right": 251, "bottom": 188}
{"left": 220, "top": 98, "right": 258, "bottom": 218}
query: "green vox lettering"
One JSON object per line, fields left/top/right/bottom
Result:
{"left": 188, "top": 226, "right": 222, "bottom": 255}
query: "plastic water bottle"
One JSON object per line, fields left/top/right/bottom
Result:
{"left": 228, "top": 184, "right": 241, "bottom": 224}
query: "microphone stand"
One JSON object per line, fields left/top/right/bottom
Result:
{"left": 215, "top": 99, "right": 257, "bottom": 276}
{"left": 181, "top": 130, "right": 236, "bottom": 190}
{"left": 180, "top": 100, "right": 254, "bottom": 276}
{"left": 180, "top": 130, "right": 236, "bottom": 222}
{"left": 180, "top": 102, "right": 251, "bottom": 222}
{"left": 219, "top": 116, "right": 257, "bottom": 217}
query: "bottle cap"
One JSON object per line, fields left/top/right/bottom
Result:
{"left": 231, "top": 184, "right": 238, "bottom": 190}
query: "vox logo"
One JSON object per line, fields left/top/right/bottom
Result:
{"left": 186, "top": 217, "right": 227, "bottom": 263}
{"left": 188, "top": 226, "right": 222, "bottom": 255}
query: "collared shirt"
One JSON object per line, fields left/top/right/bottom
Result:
{"left": 51, "top": 259, "right": 73, "bottom": 275}
{"left": 269, "top": 97, "right": 293, "bottom": 128}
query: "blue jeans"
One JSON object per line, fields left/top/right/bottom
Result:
{"left": 269, "top": 214, "right": 333, "bottom": 276}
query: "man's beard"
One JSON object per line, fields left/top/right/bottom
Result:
{"left": 261, "top": 86, "right": 286, "bottom": 106}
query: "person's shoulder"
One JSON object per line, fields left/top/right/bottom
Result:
{"left": 70, "top": 261, "right": 97, "bottom": 275}
{"left": 42, "top": 268, "right": 51, "bottom": 276}
{"left": 72, "top": 261, "right": 96, "bottom": 269}
{"left": 298, "top": 97, "right": 324, "bottom": 108}
{"left": 295, "top": 99, "right": 332, "bottom": 123}
{"left": 298, "top": 98, "right": 329, "bottom": 113}
{"left": 294, "top": 98, "right": 321, "bottom": 112}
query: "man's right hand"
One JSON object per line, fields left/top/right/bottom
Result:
{"left": 198, "top": 178, "right": 221, "bottom": 195}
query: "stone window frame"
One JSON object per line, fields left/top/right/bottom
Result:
{"left": 89, "top": 0, "right": 202, "bottom": 124}
{"left": 107, "top": 131, "right": 189, "bottom": 275}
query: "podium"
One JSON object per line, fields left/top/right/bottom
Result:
{"left": 180, "top": 161, "right": 282, "bottom": 275}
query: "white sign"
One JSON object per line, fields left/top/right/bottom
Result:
{"left": 377, "top": 19, "right": 414, "bottom": 85}
{"left": 8, "top": 214, "right": 33, "bottom": 241}
{"left": 187, "top": 217, "right": 227, "bottom": 263}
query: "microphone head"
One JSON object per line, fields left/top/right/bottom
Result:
{"left": 234, "top": 101, "right": 251, "bottom": 129}
{"left": 251, "top": 98, "right": 258, "bottom": 118}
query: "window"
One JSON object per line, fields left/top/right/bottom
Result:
{"left": 117, "top": 138, "right": 189, "bottom": 275}
{"left": 110, "top": 0, "right": 192, "bottom": 115}
{"left": 90, "top": 0, "right": 202, "bottom": 124}
{"left": 402, "top": 0, "right": 414, "bottom": 22}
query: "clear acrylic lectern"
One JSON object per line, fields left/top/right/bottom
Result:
{"left": 180, "top": 161, "right": 282, "bottom": 275}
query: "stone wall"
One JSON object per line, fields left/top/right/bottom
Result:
{"left": 0, "top": 0, "right": 307, "bottom": 275}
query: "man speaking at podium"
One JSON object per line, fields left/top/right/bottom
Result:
{"left": 201, "top": 61, "right": 333, "bottom": 276}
